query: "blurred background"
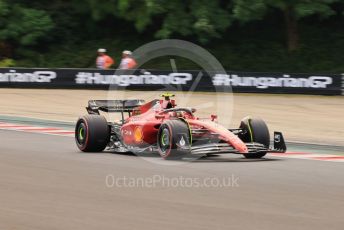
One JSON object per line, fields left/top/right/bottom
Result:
{"left": 0, "top": 0, "right": 344, "bottom": 72}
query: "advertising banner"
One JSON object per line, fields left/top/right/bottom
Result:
{"left": 0, "top": 68, "right": 341, "bottom": 95}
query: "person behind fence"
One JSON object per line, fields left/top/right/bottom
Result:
{"left": 96, "top": 48, "right": 114, "bottom": 69}
{"left": 118, "top": 50, "right": 137, "bottom": 70}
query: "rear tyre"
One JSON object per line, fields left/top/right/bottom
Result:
{"left": 239, "top": 117, "right": 270, "bottom": 159}
{"left": 75, "top": 115, "right": 110, "bottom": 152}
{"left": 157, "top": 120, "right": 191, "bottom": 160}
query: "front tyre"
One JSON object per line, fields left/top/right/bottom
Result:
{"left": 239, "top": 117, "right": 270, "bottom": 159}
{"left": 75, "top": 115, "right": 110, "bottom": 152}
{"left": 157, "top": 120, "right": 191, "bottom": 160}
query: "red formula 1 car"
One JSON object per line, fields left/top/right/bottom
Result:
{"left": 75, "top": 93, "right": 286, "bottom": 159}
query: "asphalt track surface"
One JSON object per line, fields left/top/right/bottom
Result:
{"left": 1, "top": 129, "right": 343, "bottom": 230}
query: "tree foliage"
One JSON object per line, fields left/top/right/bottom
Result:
{"left": 0, "top": 0, "right": 53, "bottom": 58}
{"left": 0, "top": 0, "right": 343, "bottom": 70}
{"left": 0, "top": 2, "right": 53, "bottom": 46}
{"left": 231, "top": 0, "right": 340, "bottom": 51}
{"left": 82, "top": 0, "right": 231, "bottom": 43}
{"left": 78, "top": 0, "right": 341, "bottom": 49}
{"left": 232, "top": 0, "right": 339, "bottom": 21}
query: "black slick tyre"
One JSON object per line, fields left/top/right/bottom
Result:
{"left": 239, "top": 117, "right": 270, "bottom": 159}
{"left": 157, "top": 119, "right": 191, "bottom": 160}
{"left": 75, "top": 115, "right": 110, "bottom": 152}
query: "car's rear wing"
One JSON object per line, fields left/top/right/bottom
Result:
{"left": 86, "top": 100, "right": 145, "bottom": 115}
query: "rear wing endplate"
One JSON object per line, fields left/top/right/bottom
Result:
{"left": 86, "top": 100, "right": 145, "bottom": 114}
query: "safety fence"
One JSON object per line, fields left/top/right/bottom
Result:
{"left": 0, "top": 68, "right": 342, "bottom": 95}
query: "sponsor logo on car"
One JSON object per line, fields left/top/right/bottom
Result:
{"left": 122, "top": 129, "right": 132, "bottom": 136}
{"left": 179, "top": 136, "right": 186, "bottom": 146}
{"left": 134, "top": 126, "right": 144, "bottom": 142}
